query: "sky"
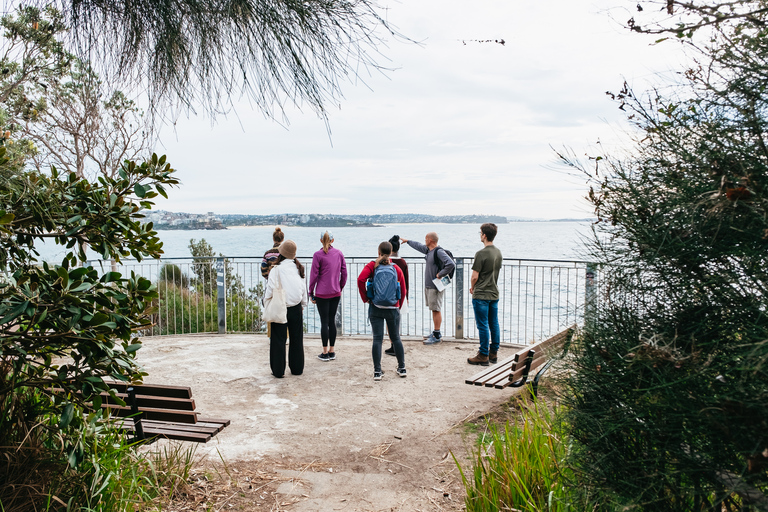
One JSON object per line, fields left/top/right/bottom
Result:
{"left": 154, "top": 0, "right": 687, "bottom": 220}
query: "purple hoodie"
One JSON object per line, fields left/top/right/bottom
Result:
{"left": 308, "top": 246, "right": 348, "bottom": 299}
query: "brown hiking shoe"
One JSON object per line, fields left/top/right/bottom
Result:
{"left": 489, "top": 351, "right": 498, "bottom": 364}
{"left": 467, "top": 352, "right": 489, "bottom": 366}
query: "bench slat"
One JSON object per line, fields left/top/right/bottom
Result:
{"left": 102, "top": 392, "right": 197, "bottom": 411}
{"left": 106, "top": 405, "right": 199, "bottom": 424}
{"left": 103, "top": 381, "right": 193, "bottom": 399}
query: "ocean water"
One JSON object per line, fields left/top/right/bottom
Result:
{"left": 150, "top": 221, "right": 591, "bottom": 262}
{"left": 34, "top": 221, "right": 593, "bottom": 263}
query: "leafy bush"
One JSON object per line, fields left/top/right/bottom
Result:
{"left": 159, "top": 262, "right": 190, "bottom": 288}
{"left": 155, "top": 282, "right": 262, "bottom": 334}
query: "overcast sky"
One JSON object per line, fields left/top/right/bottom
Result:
{"left": 155, "top": 0, "right": 685, "bottom": 220}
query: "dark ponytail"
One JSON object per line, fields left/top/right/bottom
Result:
{"left": 276, "top": 254, "right": 305, "bottom": 278}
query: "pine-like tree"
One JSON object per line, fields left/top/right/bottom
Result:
{"left": 560, "top": 3, "right": 768, "bottom": 509}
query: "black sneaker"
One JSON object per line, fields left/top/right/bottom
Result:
{"left": 384, "top": 346, "right": 396, "bottom": 356}
{"left": 374, "top": 370, "right": 384, "bottom": 381}
{"left": 317, "top": 352, "right": 330, "bottom": 361}
{"left": 396, "top": 367, "right": 407, "bottom": 378}
{"left": 327, "top": 352, "right": 336, "bottom": 360}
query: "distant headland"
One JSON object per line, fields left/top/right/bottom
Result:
{"left": 143, "top": 211, "right": 591, "bottom": 230}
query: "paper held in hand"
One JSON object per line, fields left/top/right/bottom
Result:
{"left": 432, "top": 275, "right": 451, "bottom": 292}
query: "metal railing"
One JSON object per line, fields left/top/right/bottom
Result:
{"left": 87, "top": 256, "right": 594, "bottom": 345}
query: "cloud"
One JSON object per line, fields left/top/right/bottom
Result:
{"left": 154, "top": 0, "right": 687, "bottom": 219}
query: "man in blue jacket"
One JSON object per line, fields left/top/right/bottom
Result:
{"left": 400, "top": 232, "right": 455, "bottom": 344}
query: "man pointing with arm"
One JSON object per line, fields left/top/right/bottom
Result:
{"left": 400, "top": 232, "right": 454, "bottom": 344}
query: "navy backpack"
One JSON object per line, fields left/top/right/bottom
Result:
{"left": 366, "top": 264, "right": 401, "bottom": 307}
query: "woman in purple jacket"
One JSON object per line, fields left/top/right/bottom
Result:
{"left": 309, "top": 231, "right": 347, "bottom": 361}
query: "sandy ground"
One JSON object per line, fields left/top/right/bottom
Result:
{"left": 136, "top": 333, "right": 524, "bottom": 511}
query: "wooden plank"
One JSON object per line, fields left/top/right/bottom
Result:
{"left": 112, "top": 420, "right": 218, "bottom": 443}
{"left": 104, "top": 405, "right": 199, "bottom": 424}
{"left": 464, "top": 349, "right": 529, "bottom": 385}
{"left": 100, "top": 392, "right": 196, "bottom": 411}
{"left": 103, "top": 381, "right": 192, "bottom": 399}
{"left": 482, "top": 351, "right": 532, "bottom": 388}
{"left": 142, "top": 419, "right": 228, "bottom": 434}
{"left": 198, "top": 418, "right": 231, "bottom": 428}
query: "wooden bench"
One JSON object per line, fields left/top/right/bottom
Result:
{"left": 57, "top": 381, "right": 230, "bottom": 443}
{"left": 465, "top": 325, "right": 576, "bottom": 395}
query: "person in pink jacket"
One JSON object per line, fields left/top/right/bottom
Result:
{"left": 308, "top": 231, "right": 348, "bottom": 361}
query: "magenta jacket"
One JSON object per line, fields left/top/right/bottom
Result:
{"left": 308, "top": 246, "right": 348, "bottom": 299}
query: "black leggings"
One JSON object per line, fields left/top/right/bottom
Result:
{"left": 315, "top": 296, "right": 340, "bottom": 348}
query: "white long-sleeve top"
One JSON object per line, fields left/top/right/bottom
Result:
{"left": 264, "top": 259, "right": 308, "bottom": 308}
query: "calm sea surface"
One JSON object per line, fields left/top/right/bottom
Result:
{"left": 36, "top": 221, "right": 593, "bottom": 263}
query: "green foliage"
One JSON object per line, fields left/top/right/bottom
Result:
{"left": 188, "top": 238, "right": 245, "bottom": 297}
{"left": 0, "top": 6, "right": 71, "bottom": 175}
{"left": 0, "top": 415, "right": 197, "bottom": 510}
{"left": 63, "top": 0, "right": 395, "bottom": 119}
{"left": 159, "top": 262, "right": 190, "bottom": 288}
{"left": 559, "top": 4, "right": 768, "bottom": 510}
{"left": 456, "top": 398, "right": 603, "bottom": 512}
{"left": 0, "top": 150, "right": 179, "bottom": 466}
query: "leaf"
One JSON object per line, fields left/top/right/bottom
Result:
{"left": 125, "top": 343, "right": 142, "bottom": 353}
{"left": 0, "top": 300, "right": 30, "bottom": 324}
{"left": 100, "top": 272, "right": 122, "bottom": 283}
{"left": 0, "top": 212, "right": 14, "bottom": 224}
{"left": 134, "top": 183, "right": 146, "bottom": 198}
{"left": 60, "top": 403, "right": 74, "bottom": 428}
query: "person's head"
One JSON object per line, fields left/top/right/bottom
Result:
{"left": 320, "top": 231, "right": 334, "bottom": 254}
{"left": 425, "top": 232, "right": 438, "bottom": 249}
{"left": 278, "top": 239, "right": 297, "bottom": 259}
{"left": 272, "top": 226, "right": 284, "bottom": 245}
{"left": 480, "top": 223, "right": 498, "bottom": 242}
{"left": 277, "top": 240, "right": 304, "bottom": 277}
{"left": 388, "top": 235, "right": 400, "bottom": 254}
{"left": 375, "top": 241, "right": 392, "bottom": 268}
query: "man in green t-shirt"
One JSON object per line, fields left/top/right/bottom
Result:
{"left": 467, "top": 223, "right": 503, "bottom": 366}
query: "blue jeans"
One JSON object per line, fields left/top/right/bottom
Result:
{"left": 369, "top": 307, "right": 405, "bottom": 372}
{"left": 472, "top": 299, "right": 500, "bottom": 356}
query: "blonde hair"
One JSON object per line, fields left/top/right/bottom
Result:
{"left": 321, "top": 231, "right": 333, "bottom": 254}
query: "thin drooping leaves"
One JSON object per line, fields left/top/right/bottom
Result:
{"left": 43, "top": 0, "right": 398, "bottom": 119}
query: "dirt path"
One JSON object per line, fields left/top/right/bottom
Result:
{"left": 137, "top": 333, "right": 521, "bottom": 511}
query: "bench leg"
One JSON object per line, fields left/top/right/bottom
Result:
{"left": 508, "top": 350, "right": 535, "bottom": 388}
{"left": 531, "top": 358, "right": 557, "bottom": 397}
{"left": 128, "top": 387, "right": 146, "bottom": 442}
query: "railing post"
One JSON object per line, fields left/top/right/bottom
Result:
{"left": 455, "top": 258, "right": 464, "bottom": 339}
{"left": 585, "top": 262, "right": 597, "bottom": 333}
{"left": 216, "top": 257, "right": 226, "bottom": 334}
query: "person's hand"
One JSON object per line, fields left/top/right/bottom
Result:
{"left": 469, "top": 287, "right": 474, "bottom": 295}
{"left": 310, "top": 296, "right": 316, "bottom": 304}
{"left": 401, "top": 237, "right": 408, "bottom": 243}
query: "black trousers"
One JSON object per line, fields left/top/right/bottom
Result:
{"left": 270, "top": 304, "right": 304, "bottom": 378}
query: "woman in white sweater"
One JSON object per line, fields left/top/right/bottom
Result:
{"left": 263, "top": 240, "right": 308, "bottom": 378}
